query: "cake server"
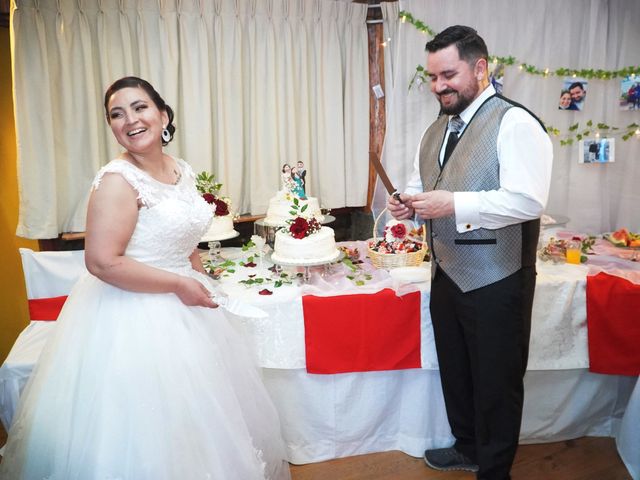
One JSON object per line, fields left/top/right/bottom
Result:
{"left": 212, "top": 293, "right": 269, "bottom": 319}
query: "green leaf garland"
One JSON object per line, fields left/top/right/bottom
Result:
{"left": 399, "top": 10, "right": 640, "bottom": 145}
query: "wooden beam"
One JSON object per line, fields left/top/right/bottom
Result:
{"left": 364, "top": 0, "right": 388, "bottom": 213}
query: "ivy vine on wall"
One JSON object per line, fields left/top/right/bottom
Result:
{"left": 399, "top": 10, "right": 640, "bottom": 145}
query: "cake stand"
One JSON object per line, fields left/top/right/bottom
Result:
{"left": 267, "top": 251, "right": 344, "bottom": 282}
{"left": 201, "top": 230, "right": 240, "bottom": 243}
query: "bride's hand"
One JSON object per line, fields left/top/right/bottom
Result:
{"left": 175, "top": 277, "right": 218, "bottom": 308}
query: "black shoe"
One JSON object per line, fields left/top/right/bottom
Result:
{"left": 423, "top": 447, "right": 479, "bottom": 473}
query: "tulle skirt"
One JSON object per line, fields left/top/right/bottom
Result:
{"left": 0, "top": 273, "right": 291, "bottom": 480}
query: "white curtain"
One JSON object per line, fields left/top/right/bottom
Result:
{"left": 11, "top": 0, "right": 369, "bottom": 239}
{"left": 379, "top": 0, "right": 640, "bottom": 234}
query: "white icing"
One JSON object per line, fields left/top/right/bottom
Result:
{"left": 271, "top": 226, "right": 339, "bottom": 263}
{"left": 202, "top": 214, "right": 235, "bottom": 240}
{"left": 263, "top": 192, "right": 323, "bottom": 227}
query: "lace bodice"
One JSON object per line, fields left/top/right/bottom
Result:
{"left": 92, "top": 158, "right": 212, "bottom": 272}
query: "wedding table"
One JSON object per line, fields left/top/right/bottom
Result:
{"left": 3, "top": 240, "right": 637, "bottom": 476}
{"left": 212, "top": 238, "right": 639, "bottom": 468}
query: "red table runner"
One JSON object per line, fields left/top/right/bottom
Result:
{"left": 28, "top": 296, "right": 67, "bottom": 321}
{"left": 302, "top": 289, "right": 422, "bottom": 374}
{"left": 587, "top": 272, "right": 640, "bottom": 376}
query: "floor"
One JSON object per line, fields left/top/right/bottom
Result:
{"left": 0, "top": 424, "right": 631, "bottom": 480}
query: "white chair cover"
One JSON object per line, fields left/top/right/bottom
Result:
{"left": 0, "top": 248, "right": 86, "bottom": 430}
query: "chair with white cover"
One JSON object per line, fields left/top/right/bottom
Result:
{"left": 0, "top": 248, "right": 86, "bottom": 431}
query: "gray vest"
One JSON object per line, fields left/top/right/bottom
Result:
{"left": 419, "top": 95, "right": 539, "bottom": 292}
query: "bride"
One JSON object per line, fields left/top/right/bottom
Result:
{"left": 0, "top": 77, "right": 291, "bottom": 480}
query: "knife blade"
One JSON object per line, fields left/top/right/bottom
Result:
{"left": 370, "top": 154, "right": 402, "bottom": 202}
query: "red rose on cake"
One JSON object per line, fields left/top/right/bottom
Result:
{"left": 282, "top": 198, "right": 321, "bottom": 239}
{"left": 213, "top": 198, "right": 229, "bottom": 216}
{"left": 290, "top": 217, "right": 310, "bottom": 239}
{"left": 196, "top": 171, "right": 232, "bottom": 217}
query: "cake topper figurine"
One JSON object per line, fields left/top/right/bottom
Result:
{"left": 281, "top": 163, "right": 306, "bottom": 199}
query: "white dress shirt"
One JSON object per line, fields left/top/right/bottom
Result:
{"left": 405, "top": 85, "right": 553, "bottom": 233}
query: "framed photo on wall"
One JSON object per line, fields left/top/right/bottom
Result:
{"left": 579, "top": 138, "right": 615, "bottom": 164}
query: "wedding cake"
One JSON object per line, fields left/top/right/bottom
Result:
{"left": 196, "top": 171, "right": 238, "bottom": 241}
{"left": 203, "top": 215, "right": 236, "bottom": 241}
{"left": 263, "top": 191, "right": 323, "bottom": 227}
{"left": 263, "top": 162, "right": 323, "bottom": 227}
{"left": 270, "top": 200, "right": 340, "bottom": 264}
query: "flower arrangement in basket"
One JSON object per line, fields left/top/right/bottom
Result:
{"left": 367, "top": 209, "right": 429, "bottom": 269}
{"left": 195, "top": 171, "right": 232, "bottom": 217}
{"left": 281, "top": 197, "right": 322, "bottom": 239}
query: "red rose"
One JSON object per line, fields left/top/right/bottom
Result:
{"left": 290, "top": 217, "right": 309, "bottom": 239}
{"left": 390, "top": 223, "right": 407, "bottom": 239}
{"left": 202, "top": 192, "right": 215, "bottom": 204}
{"left": 213, "top": 198, "right": 229, "bottom": 216}
{"left": 258, "top": 288, "right": 273, "bottom": 296}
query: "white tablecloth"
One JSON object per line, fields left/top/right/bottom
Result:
{"left": 2, "top": 246, "right": 637, "bottom": 476}
{"left": 617, "top": 377, "right": 640, "bottom": 480}
{"left": 214, "top": 245, "right": 637, "bottom": 465}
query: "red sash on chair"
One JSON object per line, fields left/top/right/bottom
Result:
{"left": 28, "top": 296, "right": 68, "bottom": 321}
{"left": 587, "top": 272, "right": 640, "bottom": 376}
{"left": 302, "top": 289, "right": 422, "bottom": 374}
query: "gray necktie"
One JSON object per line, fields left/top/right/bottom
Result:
{"left": 442, "top": 115, "right": 465, "bottom": 167}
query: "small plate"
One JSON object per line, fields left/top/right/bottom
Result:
{"left": 388, "top": 266, "right": 430, "bottom": 284}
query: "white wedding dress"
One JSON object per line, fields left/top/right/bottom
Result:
{"left": 0, "top": 159, "right": 291, "bottom": 480}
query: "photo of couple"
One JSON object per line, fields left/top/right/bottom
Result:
{"left": 558, "top": 79, "right": 587, "bottom": 111}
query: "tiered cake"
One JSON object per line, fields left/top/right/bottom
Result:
{"left": 203, "top": 215, "right": 236, "bottom": 241}
{"left": 263, "top": 163, "right": 323, "bottom": 227}
{"left": 270, "top": 200, "right": 340, "bottom": 264}
{"left": 196, "top": 171, "right": 238, "bottom": 241}
{"left": 263, "top": 191, "right": 323, "bottom": 227}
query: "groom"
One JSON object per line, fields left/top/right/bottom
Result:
{"left": 387, "top": 25, "right": 552, "bottom": 479}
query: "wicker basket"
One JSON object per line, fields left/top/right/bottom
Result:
{"left": 367, "top": 208, "right": 428, "bottom": 269}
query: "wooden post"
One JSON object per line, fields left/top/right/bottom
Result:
{"left": 364, "top": 0, "right": 388, "bottom": 213}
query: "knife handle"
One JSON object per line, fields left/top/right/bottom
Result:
{"left": 392, "top": 192, "right": 403, "bottom": 203}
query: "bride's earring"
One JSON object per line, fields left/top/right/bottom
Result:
{"left": 162, "top": 126, "right": 171, "bottom": 143}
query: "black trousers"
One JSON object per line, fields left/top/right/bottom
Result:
{"left": 430, "top": 266, "right": 536, "bottom": 480}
